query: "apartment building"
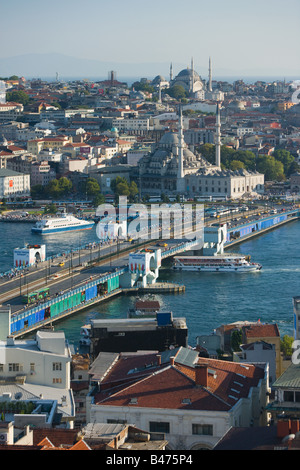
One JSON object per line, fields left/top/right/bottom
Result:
{"left": 0, "top": 331, "right": 75, "bottom": 428}
{"left": 0, "top": 103, "right": 24, "bottom": 122}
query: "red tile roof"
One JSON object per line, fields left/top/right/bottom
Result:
{"left": 94, "top": 352, "right": 265, "bottom": 412}
{"left": 244, "top": 323, "right": 280, "bottom": 338}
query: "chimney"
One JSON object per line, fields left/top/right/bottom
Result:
{"left": 170, "top": 356, "right": 175, "bottom": 366}
{"left": 195, "top": 364, "right": 208, "bottom": 387}
{"left": 157, "top": 355, "right": 161, "bottom": 366}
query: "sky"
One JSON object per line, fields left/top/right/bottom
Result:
{"left": 0, "top": 0, "right": 299, "bottom": 78}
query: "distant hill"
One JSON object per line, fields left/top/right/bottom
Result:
{"left": 1, "top": 53, "right": 294, "bottom": 84}
{"left": 0, "top": 53, "right": 189, "bottom": 82}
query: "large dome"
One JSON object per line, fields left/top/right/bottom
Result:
{"left": 177, "top": 68, "right": 201, "bottom": 81}
{"left": 172, "top": 67, "right": 204, "bottom": 94}
{"left": 159, "top": 132, "right": 179, "bottom": 148}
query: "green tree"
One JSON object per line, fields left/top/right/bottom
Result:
{"left": 231, "top": 329, "right": 243, "bottom": 352}
{"left": 86, "top": 178, "right": 100, "bottom": 196}
{"left": 230, "top": 160, "right": 245, "bottom": 171}
{"left": 6, "top": 90, "right": 29, "bottom": 106}
{"left": 111, "top": 176, "right": 128, "bottom": 193}
{"left": 30, "top": 184, "right": 45, "bottom": 199}
{"left": 58, "top": 177, "right": 72, "bottom": 195}
{"left": 93, "top": 193, "right": 105, "bottom": 207}
{"left": 281, "top": 335, "right": 294, "bottom": 357}
{"left": 115, "top": 182, "right": 130, "bottom": 197}
{"left": 129, "top": 181, "right": 138, "bottom": 201}
{"left": 44, "top": 203, "right": 57, "bottom": 214}
{"left": 257, "top": 155, "right": 285, "bottom": 181}
{"left": 131, "top": 82, "right": 155, "bottom": 93}
{"left": 166, "top": 85, "right": 187, "bottom": 100}
{"left": 273, "top": 149, "right": 295, "bottom": 176}
{"left": 46, "top": 179, "right": 61, "bottom": 199}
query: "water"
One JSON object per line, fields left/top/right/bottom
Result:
{"left": 0, "top": 219, "right": 299, "bottom": 349}
{"left": 0, "top": 222, "right": 99, "bottom": 273}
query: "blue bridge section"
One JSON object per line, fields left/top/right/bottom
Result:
{"left": 225, "top": 210, "right": 299, "bottom": 246}
{"left": 10, "top": 268, "right": 126, "bottom": 335}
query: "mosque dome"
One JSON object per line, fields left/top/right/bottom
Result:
{"left": 152, "top": 75, "right": 166, "bottom": 85}
{"left": 172, "top": 67, "right": 204, "bottom": 94}
{"left": 177, "top": 68, "right": 201, "bottom": 81}
{"left": 159, "top": 132, "right": 179, "bottom": 148}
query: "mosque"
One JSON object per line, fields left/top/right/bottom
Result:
{"left": 134, "top": 103, "right": 265, "bottom": 200}
{"left": 167, "top": 57, "right": 224, "bottom": 101}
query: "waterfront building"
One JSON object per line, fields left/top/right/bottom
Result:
{"left": 0, "top": 168, "right": 30, "bottom": 199}
{"left": 87, "top": 346, "right": 269, "bottom": 450}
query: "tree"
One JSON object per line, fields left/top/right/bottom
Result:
{"left": 111, "top": 176, "right": 128, "bottom": 193}
{"left": 129, "top": 181, "right": 138, "bottom": 201}
{"left": 273, "top": 149, "right": 295, "bottom": 176}
{"left": 93, "top": 193, "right": 105, "bottom": 207}
{"left": 131, "top": 82, "right": 155, "bottom": 94}
{"left": 46, "top": 179, "right": 61, "bottom": 199}
{"left": 86, "top": 178, "right": 100, "bottom": 196}
{"left": 44, "top": 203, "right": 57, "bottom": 214}
{"left": 230, "top": 160, "right": 245, "bottom": 170}
{"left": 166, "top": 85, "right": 187, "bottom": 100}
{"left": 115, "top": 182, "right": 130, "bottom": 197}
{"left": 30, "top": 184, "right": 45, "bottom": 199}
{"left": 230, "top": 329, "right": 242, "bottom": 352}
{"left": 6, "top": 90, "right": 29, "bottom": 106}
{"left": 257, "top": 155, "right": 285, "bottom": 181}
{"left": 281, "top": 335, "right": 294, "bottom": 358}
{"left": 58, "top": 177, "right": 72, "bottom": 195}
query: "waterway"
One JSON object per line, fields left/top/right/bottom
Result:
{"left": 0, "top": 219, "right": 299, "bottom": 350}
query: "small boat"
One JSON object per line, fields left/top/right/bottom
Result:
{"left": 173, "top": 254, "right": 262, "bottom": 272}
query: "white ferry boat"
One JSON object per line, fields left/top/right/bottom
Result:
{"left": 32, "top": 214, "right": 94, "bottom": 234}
{"left": 173, "top": 254, "right": 262, "bottom": 272}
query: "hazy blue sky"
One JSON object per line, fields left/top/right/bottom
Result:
{"left": 1, "top": 0, "right": 299, "bottom": 76}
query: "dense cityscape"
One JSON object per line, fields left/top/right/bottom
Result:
{"left": 0, "top": 0, "right": 300, "bottom": 457}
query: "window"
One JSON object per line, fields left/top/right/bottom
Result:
{"left": 149, "top": 421, "right": 170, "bottom": 433}
{"left": 53, "top": 362, "right": 62, "bottom": 371}
{"left": 192, "top": 424, "right": 213, "bottom": 436}
{"left": 284, "top": 391, "right": 294, "bottom": 402}
{"left": 8, "top": 363, "right": 23, "bottom": 372}
{"left": 30, "top": 363, "right": 35, "bottom": 372}
{"left": 53, "top": 378, "right": 62, "bottom": 384}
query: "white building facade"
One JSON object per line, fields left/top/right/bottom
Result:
{"left": 0, "top": 168, "right": 30, "bottom": 199}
